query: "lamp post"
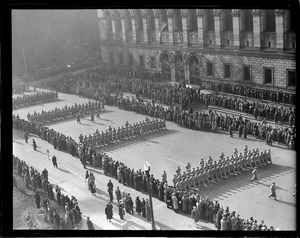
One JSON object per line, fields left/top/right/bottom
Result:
{"left": 143, "top": 161, "right": 156, "bottom": 230}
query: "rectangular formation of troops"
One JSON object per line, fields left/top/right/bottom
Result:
{"left": 26, "top": 101, "right": 104, "bottom": 124}
{"left": 78, "top": 117, "right": 167, "bottom": 149}
{"left": 173, "top": 147, "right": 272, "bottom": 191}
{"left": 13, "top": 91, "right": 59, "bottom": 109}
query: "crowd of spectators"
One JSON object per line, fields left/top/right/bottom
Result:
{"left": 210, "top": 82, "right": 296, "bottom": 105}
{"left": 208, "top": 94, "right": 296, "bottom": 126}
{"left": 13, "top": 91, "right": 59, "bottom": 110}
{"left": 13, "top": 155, "right": 82, "bottom": 229}
{"left": 77, "top": 86, "right": 296, "bottom": 150}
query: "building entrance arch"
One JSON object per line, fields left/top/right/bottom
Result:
{"left": 189, "top": 54, "right": 200, "bottom": 85}
{"left": 160, "top": 52, "right": 171, "bottom": 81}
{"left": 174, "top": 54, "right": 185, "bottom": 82}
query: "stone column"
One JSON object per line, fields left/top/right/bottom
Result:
{"left": 121, "top": 18, "right": 126, "bottom": 43}
{"left": 275, "top": 9, "right": 284, "bottom": 50}
{"left": 196, "top": 10, "right": 204, "bottom": 47}
{"left": 142, "top": 17, "right": 149, "bottom": 43}
{"left": 131, "top": 17, "right": 137, "bottom": 43}
{"left": 232, "top": 9, "right": 241, "bottom": 48}
{"left": 181, "top": 9, "right": 188, "bottom": 46}
{"left": 252, "top": 9, "right": 262, "bottom": 49}
{"left": 213, "top": 9, "right": 222, "bottom": 48}
{"left": 111, "top": 19, "right": 116, "bottom": 40}
{"left": 167, "top": 10, "right": 174, "bottom": 44}
{"left": 153, "top": 10, "right": 160, "bottom": 43}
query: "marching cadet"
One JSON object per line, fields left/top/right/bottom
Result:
{"left": 266, "top": 149, "right": 273, "bottom": 164}
{"left": 140, "top": 125, "right": 145, "bottom": 140}
{"left": 91, "top": 113, "right": 95, "bottom": 123}
{"left": 112, "top": 127, "right": 117, "bottom": 141}
{"left": 176, "top": 166, "right": 181, "bottom": 175}
{"left": 161, "top": 171, "right": 167, "bottom": 183}
{"left": 120, "top": 126, "right": 125, "bottom": 140}
{"left": 251, "top": 167, "right": 259, "bottom": 183}
{"left": 186, "top": 162, "right": 191, "bottom": 172}
{"left": 199, "top": 158, "right": 204, "bottom": 167}
{"left": 117, "top": 127, "right": 121, "bottom": 141}
{"left": 269, "top": 182, "right": 277, "bottom": 200}
{"left": 77, "top": 113, "right": 81, "bottom": 124}
{"left": 96, "top": 109, "right": 101, "bottom": 119}
{"left": 79, "top": 134, "right": 83, "bottom": 143}
{"left": 172, "top": 174, "right": 178, "bottom": 187}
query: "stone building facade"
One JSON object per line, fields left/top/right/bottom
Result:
{"left": 97, "top": 9, "right": 296, "bottom": 92}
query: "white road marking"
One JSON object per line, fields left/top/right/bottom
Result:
{"left": 166, "top": 157, "right": 185, "bottom": 166}
{"left": 24, "top": 148, "right": 33, "bottom": 152}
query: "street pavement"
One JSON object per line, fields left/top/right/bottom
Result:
{"left": 13, "top": 87, "right": 296, "bottom": 230}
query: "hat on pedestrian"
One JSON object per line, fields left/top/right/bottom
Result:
{"left": 87, "top": 216, "right": 90, "bottom": 220}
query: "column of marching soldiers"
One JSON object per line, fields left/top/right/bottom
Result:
{"left": 172, "top": 145, "right": 272, "bottom": 192}
{"left": 13, "top": 91, "right": 59, "bottom": 109}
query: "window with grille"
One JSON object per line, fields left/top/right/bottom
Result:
{"left": 139, "top": 55, "right": 144, "bottom": 67}
{"left": 224, "top": 64, "right": 231, "bottom": 79}
{"left": 264, "top": 67, "right": 273, "bottom": 84}
{"left": 287, "top": 70, "right": 296, "bottom": 87}
{"left": 150, "top": 56, "right": 156, "bottom": 68}
{"left": 207, "top": 62, "right": 213, "bottom": 77}
{"left": 243, "top": 66, "right": 251, "bottom": 81}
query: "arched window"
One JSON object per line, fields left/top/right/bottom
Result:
{"left": 135, "top": 10, "right": 143, "bottom": 42}
{"left": 160, "top": 9, "right": 168, "bottom": 31}
{"left": 147, "top": 10, "right": 156, "bottom": 42}
{"left": 265, "top": 10, "right": 276, "bottom": 32}
{"left": 187, "top": 9, "right": 198, "bottom": 32}
{"left": 224, "top": 10, "right": 233, "bottom": 31}
{"left": 104, "top": 11, "right": 113, "bottom": 40}
{"left": 206, "top": 9, "right": 215, "bottom": 31}
{"left": 173, "top": 9, "right": 182, "bottom": 32}
{"left": 243, "top": 10, "right": 253, "bottom": 31}
{"left": 124, "top": 10, "right": 132, "bottom": 31}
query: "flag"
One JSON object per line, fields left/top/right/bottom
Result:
{"left": 159, "top": 21, "right": 168, "bottom": 44}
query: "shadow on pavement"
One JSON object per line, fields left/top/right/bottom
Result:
{"left": 274, "top": 199, "right": 296, "bottom": 207}
{"left": 57, "top": 167, "right": 71, "bottom": 174}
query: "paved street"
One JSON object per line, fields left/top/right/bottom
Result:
{"left": 13, "top": 87, "right": 296, "bottom": 230}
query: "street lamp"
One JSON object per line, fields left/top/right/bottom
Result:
{"left": 143, "top": 161, "right": 156, "bottom": 230}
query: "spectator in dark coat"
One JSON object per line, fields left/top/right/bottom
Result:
{"left": 135, "top": 196, "right": 142, "bottom": 215}
{"left": 86, "top": 216, "right": 95, "bottom": 230}
{"left": 105, "top": 203, "right": 113, "bottom": 222}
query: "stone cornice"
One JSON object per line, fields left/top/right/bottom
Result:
{"left": 252, "top": 9, "right": 261, "bottom": 17}
{"left": 101, "top": 41, "right": 296, "bottom": 60}
{"left": 196, "top": 9, "right": 204, "bottom": 17}
{"left": 166, "top": 9, "right": 174, "bottom": 17}
{"left": 213, "top": 9, "right": 222, "bottom": 17}
{"left": 232, "top": 9, "right": 241, "bottom": 17}
{"left": 275, "top": 9, "right": 284, "bottom": 16}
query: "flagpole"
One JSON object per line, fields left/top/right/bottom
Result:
{"left": 21, "top": 44, "right": 28, "bottom": 73}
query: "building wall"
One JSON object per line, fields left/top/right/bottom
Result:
{"left": 98, "top": 9, "right": 296, "bottom": 91}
